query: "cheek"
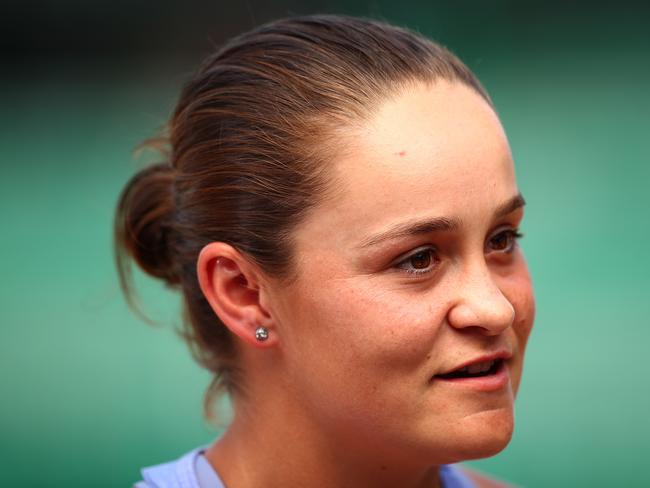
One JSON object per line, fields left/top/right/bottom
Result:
{"left": 500, "top": 263, "right": 535, "bottom": 393}
{"left": 285, "top": 276, "right": 447, "bottom": 386}
{"left": 325, "top": 283, "right": 436, "bottom": 356}
{"left": 279, "top": 278, "right": 453, "bottom": 440}
{"left": 498, "top": 256, "right": 535, "bottom": 346}
{"left": 510, "top": 273, "right": 535, "bottom": 349}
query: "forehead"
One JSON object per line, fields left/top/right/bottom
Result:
{"left": 295, "top": 80, "right": 518, "bottom": 250}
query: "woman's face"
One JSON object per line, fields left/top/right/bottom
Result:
{"left": 265, "top": 80, "right": 535, "bottom": 465}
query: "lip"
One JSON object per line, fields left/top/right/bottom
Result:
{"left": 432, "top": 351, "right": 512, "bottom": 392}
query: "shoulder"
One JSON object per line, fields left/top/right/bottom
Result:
{"left": 133, "top": 446, "right": 207, "bottom": 488}
{"left": 459, "top": 466, "right": 516, "bottom": 488}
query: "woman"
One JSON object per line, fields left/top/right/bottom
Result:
{"left": 117, "top": 14, "right": 535, "bottom": 488}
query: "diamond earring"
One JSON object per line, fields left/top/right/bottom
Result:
{"left": 255, "top": 326, "right": 269, "bottom": 342}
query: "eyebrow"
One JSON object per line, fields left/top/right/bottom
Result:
{"left": 357, "top": 193, "right": 526, "bottom": 249}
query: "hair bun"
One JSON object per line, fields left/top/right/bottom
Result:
{"left": 115, "top": 162, "right": 180, "bottom": 290}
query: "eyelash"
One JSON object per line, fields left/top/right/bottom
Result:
{"left": 394, "top": 228, "right": 523, "bottom": 276}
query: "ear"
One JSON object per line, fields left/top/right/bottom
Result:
{"left": 197, "top": 242, "right": 277, "bottom": 348}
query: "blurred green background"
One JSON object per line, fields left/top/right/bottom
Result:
{"left": 2, "top": 1, "right": 649, "bottom": 486}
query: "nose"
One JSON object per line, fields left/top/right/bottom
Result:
{"left": 447, "top": 259, "right": 515, "bottom": 335}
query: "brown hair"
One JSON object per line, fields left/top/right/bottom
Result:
{"left": 114, "top": 14, "right": 492, "bottom": 412}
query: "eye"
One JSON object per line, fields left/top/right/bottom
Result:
{"left": 394, "top": 246, "right": 439, "bottom": 275}
{"left": 487, "top": 228, "right": 523, "bottom": 253}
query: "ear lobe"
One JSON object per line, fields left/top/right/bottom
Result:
{"left": 197, "top": 243, "right": 277, "bottom": 348}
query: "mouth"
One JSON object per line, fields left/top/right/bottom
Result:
{"left": 436, "top": 358, "right": 503, "bottom": 380}
{"left": 432, "top": 353, "right": 512, "bottom": 392}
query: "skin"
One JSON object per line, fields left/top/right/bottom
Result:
{"left": 198, "top": 79, "right": 535, "bottom": 488}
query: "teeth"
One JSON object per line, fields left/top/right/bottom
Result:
{"left": 461, "top": 360, "right": 495, "bottom": 374}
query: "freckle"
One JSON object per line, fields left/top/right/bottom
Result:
{"left": 381, "top": 465, "right": 387, "bottom": 470}
{"left": 426, "top": 354, "right": 431, "bottom": 359}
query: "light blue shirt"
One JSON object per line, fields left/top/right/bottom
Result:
{"left": 135, "top": 446, "right": 477, "bottom": 488}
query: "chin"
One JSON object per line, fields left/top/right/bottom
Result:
{"left": 446, "top": 408, "right": 515, "bottom": 463}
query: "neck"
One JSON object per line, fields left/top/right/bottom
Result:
{"left": 205, "top": 392, "right": 442, "bottom": 488}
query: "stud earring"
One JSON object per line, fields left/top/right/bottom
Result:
{"left": 255, "top": 326, "right": 269, "bottom": 342}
